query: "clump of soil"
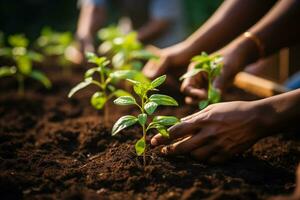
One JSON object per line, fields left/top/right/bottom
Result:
{"left": 0, "top": 65, "right": 299, "bottom": 200}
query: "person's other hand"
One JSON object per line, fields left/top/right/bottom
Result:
{"left": 180, "top": 37, "right": 258, "bottom": 105}
{"left": 142, "top": 44, "right": 190, "bottom": 80}
{"left": 65, "top": 36, "right": 95, "bottom": 65}
{"left": 151, "top": 100, "right": 272, "bottom": 163}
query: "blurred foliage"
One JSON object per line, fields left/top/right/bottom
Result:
{"left": 0, "top": 34, "right": 51, "bottom": 95}
{"left": 36, "top": 27, "right": 73, "bottom": 56}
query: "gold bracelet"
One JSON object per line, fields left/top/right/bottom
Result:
{"left": 243, "top": 31, "right": 265, "bottom": 58}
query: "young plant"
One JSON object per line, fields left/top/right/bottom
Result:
{"left": 98, "top": 26, "right": 157, "bottom": 79}
{"left": 68, "top": 52, "right": 134, "bottom": 126}
{"left": 36, "top": 27, "right": 73, "bottom": 74}
{"left": 180, "top": 52, "right": 223, "bottom": 110}
{"left": 112, "top": 75, "right": 179, "bottom": 166}
{"left": 0, "top": 34, "right": 51, "bottom": 95}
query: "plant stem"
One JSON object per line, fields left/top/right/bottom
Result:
{"left": 142, "top": 124, "right": 146, "bottom": 167}
{"left": 207, "top": 75, "right": 212, "bottom": 101}
{"left": 17, "top": 75, "right": 24, "bottom": 96}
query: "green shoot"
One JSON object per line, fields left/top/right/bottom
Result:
{"left": 68, "top": 52, "right": 135, "bottom": 126}
{"left": 112, "top": 75, "right": 179, "bottom": 166}
{"left": 180, "top": 52, "right": 223, "bottom": 110}
{"left": 0, "top": 34, "right": 51, "bottom": 95}
{"left": 36, "top": 27, "right": 73, "bottom": 74}
{"left": 98, "top": 26, "right": 157, "bottom": 75}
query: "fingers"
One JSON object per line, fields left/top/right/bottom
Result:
{"left": 181, "top": 86, "right": 207, "bottom": 101}
{"left": 160, "top": 129, "right": 216, "bottom": 155}
{"left": 142, "top": 56, "right": 169, "bottom": 79}
{"left": 151, "top": 120, "right": 199, "bottom": 146}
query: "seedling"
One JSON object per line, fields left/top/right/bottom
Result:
{"left": 0, "top": 34, "right": 51, "bottom": 95}
{"left": 68, "top": 52, "right": 135, "bottom": 126}
{"left": 36, "top": 27, "right": 73, "bottom": 74}
{"left": 98, "top": 26, "right": 157, "bottom": 82}
{"left": 180, "top": 52, "right": 223, "bottom": 110}
{"left": 112, "top": 75, "right": 179, "bottom": 166}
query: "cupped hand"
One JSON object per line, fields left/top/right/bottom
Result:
{"left": 142, "top": 44, "right": 190, "bottom": 79}
{"left": 151, "top": 101, "right": 272, "bottom": 163}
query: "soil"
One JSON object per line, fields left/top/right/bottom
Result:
{"left": 0, "top": 64, "right": 299, "bottom": 200}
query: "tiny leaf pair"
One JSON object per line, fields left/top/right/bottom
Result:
{"left": 180, "top": 52, "right": 223, "bottom": 110}
{"left": 112, "top": 75, "right": 179, "bottom": 166}
{"left": 0, "top": 34, "right": 50, "bottom": 95}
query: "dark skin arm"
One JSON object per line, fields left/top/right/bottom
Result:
{"left": 142, "top": 0, "right": 276, "bottom": 79}
{"left": 182, "top": 0, "right": 300, "bottom": 104}
{"left": 151, "top": 89, "right": 300, "bottom": 163}
{"left": 152, "top": 0, "right": 300, "bottom": 162}
{"left": 137, "top": 19, "right": 170, "bottom": 43}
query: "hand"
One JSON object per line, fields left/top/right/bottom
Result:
{"left": 65, "top": 36, "right": 95, "bottom": 65}
{"left": 180, "top": 37, "right": 258, "bottom": 105}
{"left": 142, "top": 43, "right": 190, "bottom": 79}
{"left": 151, "top": 101, "right": 272, "bottom": 163}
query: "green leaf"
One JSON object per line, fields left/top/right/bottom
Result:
{"left": 0, "top": 66, "right": 16, "bottom": 77}
{"left": 199, "top": 100, "right": 209, "bottom": 110}
{"left": 138, "top": 113, "right": 147, "bottom": 126}
{"left": 153, "top": 116, "right": 179, "bottom": 126}
{"left": 91, "top": 92, "right": 107, "bottom": 110}
{"left": 131, "top": 61, "right": 143, "bottom": 71}
{"left": 208, "top": 87, "right": 221, "bottom": 104}
{"left": 110, "top": 70, "right": 136, "bottom": 80}
{"left": 151, "top": 75, "right": 166, "bottom": 88}
{"left": 0, "top": 47, "right": 12, "bottom": 57}
{"left": 86, "top": 52, "right": 110, "bottom": 66}
{"left": 112, "top": 115, "right": 138, "bottom": 136}
{"left": 8, "top": 34, "right": 29, "bottom": 47}
{"left": 85, "top": 67, "right": 99, "bottom": 78}
{"left": 113, "top": 89, "right": 132, "bottom": 97}
{"left": 130, "top": 50, "right": 158, "bottom": 60}
{"left": 179, "top": 68, "right": 205, "bottom": 80}
{"left": 144, "top": 101, "right": 158, "bottom": 115}
{"left": 112, "top": 51, "right": 126, "bottom": 69}
{"left": 17, "top": 56, "right": 32, "bottom": 75}
{"left": 147, "top": 122, "right": 169, "bottom": 137}
{"left": 114, "top": 96, "right": 136, "bottom": 106}
{"left": 27, "top": 51, "right": 44, "bottom": 62}
{"left": 149, "top": 94, "right": 178, "bottom": 106}
{"left": 135, "top": 137, "right": 146, "bottom": 156}
{"left": 30, "top": 70, "right": 52, "bottom": 89}
{"left": 155, "top": 124, "right": 169, "bottom": 138}
{"left": 68, "top": 78, "right": 92, "bottom": 98}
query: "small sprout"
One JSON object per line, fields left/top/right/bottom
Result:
{"left": 0, "top": 34, "right": 50, "bottom": 95}
{"left": 98, "top": 26, "right": 157, "bottom": 82}
{"left": 112, "top": 75, "right": 179, "bottom": 166}
{"left": 180, "top": 52, "right": 223, "bottom": 110}
{"left": 68, "top": 52, "right": 134, "bottom": 126}
{"left": 36, "top": 27, "right": 73, "bottom": 74}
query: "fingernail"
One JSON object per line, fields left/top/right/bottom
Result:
{"left": 151, "top": 138, "right": 158, "bottom": 146}
{"left": 161, "top": 147, "right": 167, "bottom": 154}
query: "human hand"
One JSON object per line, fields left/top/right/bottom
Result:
{"left": 65, "top": 36, "right": 94, "bottom": 65}
{"left": 151, "top": 100, "right": 272, "bottom": 163}
{"left": 180, "top": 37, "right": 258, "bottom": 105}
{"left": 142, "top": 44, "right": 190, "bottom": 79}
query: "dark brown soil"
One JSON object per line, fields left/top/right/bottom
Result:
{"left": 0, "top": 65, "right": 299, "bottom": 200}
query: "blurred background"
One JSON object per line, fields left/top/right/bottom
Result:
{"left": 0, "top": 0, "right": 222, "bottom": 40}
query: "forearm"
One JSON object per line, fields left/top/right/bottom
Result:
{"left": 138, "top": 19, "right": 170, "bottom": 43}
{"left": 249, "top": 0, "right": 300, "bottom": 56}
{"left": 256, "top": 89, "right": 300, "bottom": 133}
{"left": 178, "top": 0, "right": 276, "bottom": 62}
{"left": 76, "top": 5, "right": 106, "bottom": 40}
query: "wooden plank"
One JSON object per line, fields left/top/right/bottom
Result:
{"left": 233, "top": 72, "right": 289, "bottom": 97}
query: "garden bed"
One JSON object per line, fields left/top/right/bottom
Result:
{"left": 0, "top": 65, "right": 299, "bottom": 200}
